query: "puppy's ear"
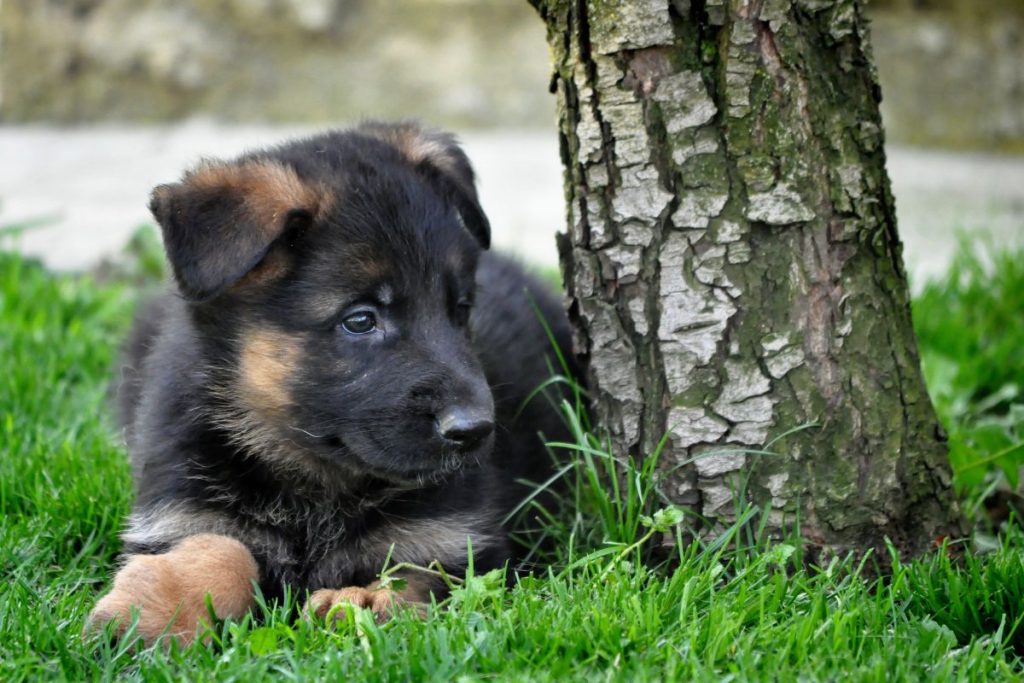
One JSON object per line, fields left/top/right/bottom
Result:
{"left": 359, "top": 122, "right": 491, "bottom": 249}
{"left": 150, "top": 159, "right": 323, "bottom": 301}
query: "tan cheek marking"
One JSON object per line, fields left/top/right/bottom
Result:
{"left": 238, "top": 329, "right": 302, "bottom": 416}
{"left": 86, "top": 534, "right": 258, "bottom": 646}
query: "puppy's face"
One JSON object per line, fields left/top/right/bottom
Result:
{"left": 150, "top": 124, "right": 496, "bottom": 483}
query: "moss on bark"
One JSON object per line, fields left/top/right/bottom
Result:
{"left": 531, "top": 0, "right": 963, "bottom": 559}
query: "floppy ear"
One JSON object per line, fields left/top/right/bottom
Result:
{"left": 150, "top": 159, "right": 323, "bottom": 301}
{"left": 358, "top": 122, "right": 491, "bottom": 249}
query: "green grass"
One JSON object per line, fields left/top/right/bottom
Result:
{"left": 2, "top": 241, "right": 1024, "bottom": 681}
{"left": 912, "top": 240, "right": 1024, "bottom": 499}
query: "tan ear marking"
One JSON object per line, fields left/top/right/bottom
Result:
{"left": 185, "top": 159, "right": 327, "bottom": 230}
{"left": 155, "top": 157, "right": 332, "bottom": 300}
{"left": 356, "top": 122, "right": 490, "bottom": 249}
{"left": 229, "top": 243, "right": 294, "bottom": 292}
{"left": 359, "top": 123, "right": 463, "bottom": 180}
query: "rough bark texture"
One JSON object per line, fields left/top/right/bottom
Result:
{"left": 531, "top": 0, "right": 962, "bottom": 558}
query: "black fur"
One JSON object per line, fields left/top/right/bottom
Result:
{"left": 116, "top": 122, "right": 574, "bottom": 603}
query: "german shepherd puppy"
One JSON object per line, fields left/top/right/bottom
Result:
{"left": 86, "top": 122, "right": 574, "bottom": 644}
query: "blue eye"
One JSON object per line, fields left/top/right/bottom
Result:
{"left": 340, "top": 311, "right": 376, "bottom": 335}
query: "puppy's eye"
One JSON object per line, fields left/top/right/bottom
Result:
{"left": 339, "top": 311, "right": 376, "bottom": 335}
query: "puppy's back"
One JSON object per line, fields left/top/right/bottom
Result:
{"left": 115, "top": 293, "right": 172, "bottom": 435}
{"left": 471, "top": 252, "right": 577, "bottom": 502}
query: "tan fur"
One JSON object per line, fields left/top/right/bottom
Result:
{"left": 304, "top": 576, "right": 430, "bottom": 624}
{"left": 238, "top": 328, "right": 301, "bottom": 417}
{"left": 231, "top": 245, "right": 294, "bottom": 291}
{"left": 361, "top": 123, "right": 463, "bottom": 180}
{"left": 358, "top": 257, "right": 391, "bottom": 280}
{"left": 152, "top": 157, "right": 330, "bottom": 298}
{"left": 368, "top": 574, "right": 433, "bottom": 605}
{"left": 345, "top": 242, "right": 393, "bottom": 282}
{"left": 210, "top": 327, "right": 347, "bottom": 486}
{"left": 85, "top": 534, "right": 258, "bottom": 646}
{"left": 186, "top": 159, "right": 326, "bottom": 229}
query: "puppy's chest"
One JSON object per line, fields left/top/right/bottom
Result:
{"left": 244, "top": 496, "right": 503, "bottom": 590}
{"left": 305, "top": 512, "right": 502, "bottom": 589}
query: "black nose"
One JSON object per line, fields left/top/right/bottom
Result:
{"left": 436, "top": 407, "right": 494, "bottom": 449}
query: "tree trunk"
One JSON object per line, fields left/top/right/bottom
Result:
{"left": 530, "top": 0, "right": 962, "bottom": 558}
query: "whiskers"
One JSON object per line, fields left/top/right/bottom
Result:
{"left": 288, "top": 425, "right": 331, "bottom": 439}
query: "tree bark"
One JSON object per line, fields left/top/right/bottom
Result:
{"left": 530, "top": 0, "right": 962, "bottom": 558}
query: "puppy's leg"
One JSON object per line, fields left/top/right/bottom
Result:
{"left": 304, "top": 572, "right": 435, "bottom": 624}
{"left": 86, "top": 534, "right": 258, "bottom": 646}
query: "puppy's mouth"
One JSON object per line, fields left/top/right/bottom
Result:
{"left": 313, "top": 432, "right": 484, "bottom": 483}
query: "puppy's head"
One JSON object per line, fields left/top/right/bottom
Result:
{"left": 150, "top": 122, "right": 495, "bottom": 484}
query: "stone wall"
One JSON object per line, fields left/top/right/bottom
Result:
{"left": 1, "top": 0, "right": 1022, "bottom": 150}
{"left": 871, "top": 1, "right": 1024, "bottom": 152}
{"left": 0, "top": 0, "right": 554, "bottom": 127}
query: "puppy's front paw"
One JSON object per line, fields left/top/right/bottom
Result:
{"left": 85, "top": 534, "right": 258, "bottom": 646}
{"left": 304, "top": 586, "right": 413, "bottom": 624}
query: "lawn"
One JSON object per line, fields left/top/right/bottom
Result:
{"left": 1, "top": 235, "right": 1022, "bottom": 681}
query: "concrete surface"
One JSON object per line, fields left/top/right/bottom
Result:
{"left": 1, "top": 122, "right": 1022, "bottom": 286}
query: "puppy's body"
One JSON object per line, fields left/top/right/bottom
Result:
{"left": 119, "top": 252, "right": 567, "bottom": 600}
{"left": 97, "top": 123, "right": 574, "bottom": 632}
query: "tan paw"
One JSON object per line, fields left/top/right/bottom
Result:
{"left": 85, "top": 534, "right": 258, "bottom": 646}
{"left": 304, "top": 586, "right": 407, "bottom": 624}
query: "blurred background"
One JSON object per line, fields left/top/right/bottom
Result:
{"left": 1, "top": 0, "right": 1022, "bottom": 282}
